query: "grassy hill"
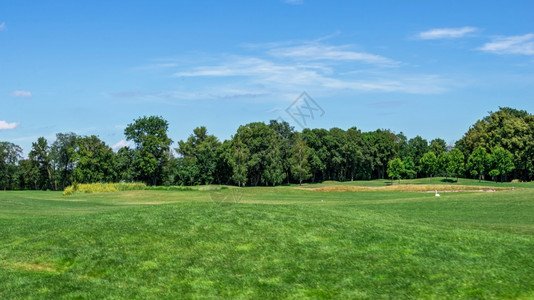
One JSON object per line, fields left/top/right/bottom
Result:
{"left": 1, "top": 179, "right": 534, "bottom": 298}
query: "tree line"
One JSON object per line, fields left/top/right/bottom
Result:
{"left": 1, "top": 107, "right": 532, "bottom": 190}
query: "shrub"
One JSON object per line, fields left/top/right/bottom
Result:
{"left": 63, "top": 182, "right": 147, "bottom": 196}
{"left": 63, "top": 185, "right": 76, "bottom": 196}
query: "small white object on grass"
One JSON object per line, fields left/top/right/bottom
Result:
{"left": 435, "top": 190, "right": 440, "bottom": 197}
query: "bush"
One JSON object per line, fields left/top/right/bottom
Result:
{"left": 63, "top": 185, "right": 76, "bottom": 196}
{"left": 63, "top": 182, "right": 147, "bottom": 196}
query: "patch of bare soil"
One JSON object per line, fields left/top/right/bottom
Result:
{"left": 302, "top": 185, "right": 512, "bottom": 193}
{"left": 4, "top": 262, "right": 58, "bottom": 273}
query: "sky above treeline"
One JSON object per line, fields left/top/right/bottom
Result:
{"left": 1, "top": 1, "right": 533, "bottom": 155}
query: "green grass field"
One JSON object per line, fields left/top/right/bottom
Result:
{"left": 1, "top": 178, "right": 534, "bottom": 299}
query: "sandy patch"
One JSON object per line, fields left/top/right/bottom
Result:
{"left": 301, "top": 185, "right": 512, "bottom": 193}
{"left": 4, "top": 262, "right": 59, "bottom": 273}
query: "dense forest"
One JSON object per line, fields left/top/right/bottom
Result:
{"left": 1, "top": 107, "right": 532, "bottom": 190}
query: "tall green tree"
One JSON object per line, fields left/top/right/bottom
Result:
{"left": 124, "top": 116, "right": 172, "bottom": 185}
{"left": 318, "top": 128, "right": 338, "bottom": 180}
{"left": 344, "top": 127, "right": 364, "bottom": 181}
{"left": 488, "top": 169, "right": 500, "bottom": 183}
{"left": 73, "top": 135, "right": 117, "bottom": 183}
{"left": 0, "top": 142, "right": 22, "bottom": 190}
{"left": 229, "top": 136, "right": 249, "bottom": 187}
{"left": 268, "top": 120, "right": 294, "bottom": 184}
{"left": 420, "top": 151, "right": 438, "bottom": 182}
{"left": 429, "top": 138, "right": 447, "bottom": 157}
{"left": 233, "top": 122, "right": 273, "bottom": 186}
{"left": 327, "top": 128, "right": 347, "bottom": 180}
{"left": 213, "top": 140, "right": 233, "bottom": 185}
{"left": 387, "top": 158, "right": 405, "bottom": 183}
{"left": 402, "top": 157, "right": 417, "bottom": 179}
{"left": 180, "top": 156, "right": 200, "bottom": 186}
{"left": 177, "top": 126, "right": 221, "bottom": 185}
{"left": 161, "top": 153, "right": 179, "bottom": 186}
{"left": 490, "top": 146, "right": 515, "bottom": 182}
{"left": 456, "top": 107, "right": 534, "bottom": 181}
{"left": 302, "top": 128, "right": 327, "bottom": 182}
{"left": 263, "top": 133, "right": 286, "bottom": 186}
{"left": 29, "top": 137, "right": 55, "bottom": 190}
{"left": 15, "top": 159, "right": 39, "bottom": 190}
{"left": 290, "top": 134, "right": 311, "bottom": 185}
{"left": 364, "top": 129, "right": 397, "bottom": 179}
{"left": 116, "top": 147, "right": 137, "bottom": 182}
{"left": 467, "top": 147, "right": 490, "bottom": 182}
{"left": 403, "top": 136, "right": 429, "bottom": 175}
{"left": 51, "top": 133, "right": 78, "bottom": 190}
{"left": 438, "top": 152, "right": 450, "bottom": 179}
{"left": 447, "top": 148, "right": 465, "bottom": 182}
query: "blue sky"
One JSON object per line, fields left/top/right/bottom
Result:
{"left": 1, "top": 1, "right": 533, "bottom": 155}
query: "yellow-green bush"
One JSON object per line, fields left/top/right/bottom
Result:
{"left": 62, "top": 182, "right": 147, "bottom": 196}
{"left": 63, "top": 185, "right": 76, "bottom": 196}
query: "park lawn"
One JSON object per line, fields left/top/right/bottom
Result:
{"left": 1, "top": 181, "right": 534, "bottom": 299}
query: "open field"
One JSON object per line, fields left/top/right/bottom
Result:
{"left": 1, "top": 178, "right": 534, "bottom": 299}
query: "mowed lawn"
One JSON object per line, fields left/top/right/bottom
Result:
{"left": 1, "top": 180, "right": 534, "bottom": 299}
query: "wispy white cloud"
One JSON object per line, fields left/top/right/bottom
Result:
{"left": 269, "top": 44, "right": 399, "bottom": 66}
{"left": 174, "top": 55, "right": 445, "bottom": 94}
{"left": 112, "top": 140, "right": 131, "bottom": 151}
{"left": 210, "top": 89, "right": 267, "bottom": 100}
{"left": 0, "top": 22, "right": 5, "bottom": 31}
{"left": 320, "top": 75, "right": 447, "bottom": 94}
{"left": 418, "top": 27, "right": 477, "bottom": 39}
{"left": 12, "top": 90, "right": 33, "bottom": 98}
{"left": 479, "top": 34, "right": 534, "bottom": 55}
{"left": 108, "top": 90, "right": 209, "bottom": 101}
{"left": 175, "top": 56, "right": 338, "bottom": 92}
{"left": 148, "top": 39, "right": 450, "bottom": 101}
{"left": 175, "top": 57, "right": 319, "bottom": 78}
{"left": 283, "top": 0, "right": 303, "bottom": 4}
{"left": 0, "top": 120, "right": 20, "bottom": 130}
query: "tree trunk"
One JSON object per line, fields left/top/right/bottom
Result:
{"left": 46, "top": 166, "right": 53, "bottom": 190}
